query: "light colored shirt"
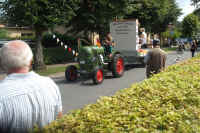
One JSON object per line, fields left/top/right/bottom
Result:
{"left": 141, "top": 32, "right": 147, "bottom": 45}
{"left": 0, "top": 71, "right": 62, "bottom": 133}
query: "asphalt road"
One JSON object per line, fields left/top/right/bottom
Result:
{"left": 53, "top": 50, "right": 193, "bottom": 114}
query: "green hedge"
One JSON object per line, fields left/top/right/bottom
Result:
{"left": 40, "top": 33, "right": 77, "bottom": 64}
{"left": 42, "top": 32, "right": 77, "bottom": 48}
{"left": 0, "top": 29, "right": 8, "bottom": 39}
{"left": 44, "top": 47, "right": 75, "bottom": 64}
{"left": 34, "top": 55, "right": 200, "bottom": 133}
{"left": 33, "top": 47, "right": 74, "bottom": 65}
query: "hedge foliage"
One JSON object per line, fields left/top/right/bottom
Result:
{"left": 0, "top": 29, "right": 8, "bottom": 39}
{"left": 41, "top": 32, "right": 77, "bottom": 64}
{"left": 42, "top": 32, "right": 77, "bottom": 48}
{"left": 42, "top": 47, "right": 74, "bottom": 65}
{"left": 32, "top": 47, "right": 74, "bottom": 65}
{"left": 34, "top": 54, "right": 200, "bottom": 133}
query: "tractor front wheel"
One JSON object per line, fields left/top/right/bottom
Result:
{"left": 65, "top": 65, "right": 78, "bottom": 82}
{"left": 92, "top": 68, "right": 104, "bottom": 84}
{"left": 112, "top": 54, "right": 124, "bottom": 78}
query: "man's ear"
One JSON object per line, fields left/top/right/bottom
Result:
{"left": 29, "top": 60, "right": 33, "bottom": 70}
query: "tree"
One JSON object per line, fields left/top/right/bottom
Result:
{"left": 1, "top": 0, "right": 79, "bottom": 70}
{"left": 182, "top": 13, "right": 199, "bottom": 37}
{"left": 125, "top": 0, "right": 181, "bottom": 34}
{"left": 194, "top": 8, "right": 200, "bottom": 18}
{"left": 66, "top": 0, "right": 133, "bottom": 41}
{"left": 191, "top": 0, "right": 200, "bottom": 7}
{"left": 162, "top": 28, "right": 181, "bottom": 40}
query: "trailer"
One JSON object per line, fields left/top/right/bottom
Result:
{"left": 110, "top": 19, "right": 147, "bottom": 66}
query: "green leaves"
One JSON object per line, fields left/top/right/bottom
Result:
{"left": 126, "top": 0, "right": 181, "bottom": 33}
{"left": 0, "top": 29, "right": 8, "bottom": 39}
{"left": 191, "top": 0, "right": 200, "bottom": 7}
{"left": 2, "top": 0, "right": 80, "bottom": 29}
{"left": 67, "top": 0, "right": 132, "bottom": 36}
{"left": 182, "top": 13, "right": 199, "bottom": 37}
{"left": 1, "top": 0, "right": 81, "bottom": 70}
{"left": 32, "top": 55, "right": 200, "bottom": 132}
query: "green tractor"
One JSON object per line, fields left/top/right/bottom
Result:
{"left": 65, "top": 39, "right": 125, "bottom": 84}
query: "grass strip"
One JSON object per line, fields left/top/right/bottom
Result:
{"left": 36, "top": 66, "right": 66, "bottom": 76}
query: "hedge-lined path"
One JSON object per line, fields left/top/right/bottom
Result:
{"left": 54, "top": 50, "right": 196, "bottom": 114}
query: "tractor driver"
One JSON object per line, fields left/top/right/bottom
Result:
{"left": 103, "top": 32, "right": 115, "bottom": 57}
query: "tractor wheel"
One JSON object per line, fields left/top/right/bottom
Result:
{"left": 65, "top": 65, "right": 78, "bottom": 82}
{"left": 92, "top": 67, "right": 104, "bottom": 84}
{"left": 112, "top": 54, "right": 124, "bottom": 78}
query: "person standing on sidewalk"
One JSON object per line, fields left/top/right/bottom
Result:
{"left": 0, "top": 40, "right": 62, "bottom": 133}
{"left": 144, "top": 40, "right": 167, "bottom": 78}
{"left": 190, "top": 40, "right": 197, "bottom": 57}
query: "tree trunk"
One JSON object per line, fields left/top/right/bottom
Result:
{"left": 33, "top": 29, "right": 46, "bottom": 70}
{"left": 84, "top": 31, "right": 93, "bottom": 45}
{"left": 159, "top": 33, "right": 163, "bottom": 47}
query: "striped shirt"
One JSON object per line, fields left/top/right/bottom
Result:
{"left": 0, "top": 71, "right": 62, "bottom": 133}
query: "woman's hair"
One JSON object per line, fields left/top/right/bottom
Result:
{"left": 0, "top": 40, "right": 33, "bottom": 72}
{"left": 106, "top": 33, "right": 112, "bottom": 41}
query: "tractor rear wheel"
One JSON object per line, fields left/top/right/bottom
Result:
{"left": 112, "top": 54, "right": 124, "bottom": 77}
{"left": 92, "top": 67, "right": 104, "bottom": 84}
{"left": 65, "top": 65, "right": 78, "bottom": 82}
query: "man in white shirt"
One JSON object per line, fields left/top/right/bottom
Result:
{"left": 140, "top": 28, "right": 147, "bottom": 48}
{"left": 0, "top": 40, "right": 62, "bottom": 133}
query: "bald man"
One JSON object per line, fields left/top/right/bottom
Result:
{"left": 0, "top": 40, "right": 62, "bottom": 133}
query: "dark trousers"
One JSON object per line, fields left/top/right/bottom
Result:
{"left": 191, "top": 51, "right": 195, "bottom": 57}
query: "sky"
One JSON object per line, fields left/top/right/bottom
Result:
{"left": 176, "top": 0, "right": 196, "bottom": 21}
